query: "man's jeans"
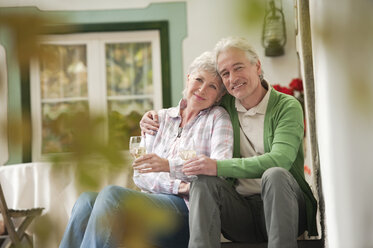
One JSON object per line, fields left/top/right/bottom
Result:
{"left": 59, "top": 185, "right": 189, "bottom": 248}
{"left": 188, "top": 167, "right": 307, "bottom": 248}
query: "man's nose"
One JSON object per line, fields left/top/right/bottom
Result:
{"left": 229, "top": 72, "right": 236, "bottom": 84}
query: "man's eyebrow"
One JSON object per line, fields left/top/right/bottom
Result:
{"left": 219, "top": 62, "right": 244, "bottom": 74}
{"left": 233, "top": 62, "right": 244, "bottom": 67}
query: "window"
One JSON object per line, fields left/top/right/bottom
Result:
{"left": 30, "top": 30, "right": 163, "bottom": 160}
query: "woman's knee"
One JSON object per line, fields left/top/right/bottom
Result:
{"left": 76, "top": 192, "right": 97, "bottom": 208}
{"left": 71, "top": 191, "right": 98, "bottom": 216}
{"left": 94, "top": 185, "right": 134, "bottom": 210}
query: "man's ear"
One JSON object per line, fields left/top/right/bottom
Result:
{"left": 256, "top": 60, "right": 262, "bottom": 76}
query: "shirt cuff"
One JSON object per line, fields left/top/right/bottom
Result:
{"left": 169, "top": 158, "right": 183, "bottom": 179}
{"left": 172, "top": 179, "right": 182, "bottom": 194}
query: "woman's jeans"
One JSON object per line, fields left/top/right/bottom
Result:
{"left": 59, "top": 185, "right": 189, "bottom": 248}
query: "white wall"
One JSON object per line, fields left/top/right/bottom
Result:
{"left": 0, "top": 0, "right": 300, "bottom": 86}
{"left": 310, "top": 0, "right": 373, "bottom": 247}
{"left": 183, "top": 0, "right": 299, "bottom": 86}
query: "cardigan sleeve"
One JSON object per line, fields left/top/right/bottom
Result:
{"left": 217, "top": 95, "right": 304, "bottom": 178}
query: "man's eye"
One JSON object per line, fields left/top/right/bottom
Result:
{"left": 210, "top": 85, "right": 217, "bottom": 90}
{"left": 221, "top": 72, "right": 228, "bottom": 77}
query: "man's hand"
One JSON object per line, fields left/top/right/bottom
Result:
{"left": 178, "top": 182, "right": 190, "bottom": 196}
{"left": 132, "top": 153, "right": 169, "bottom": 173}
{"left": 140, "top": 110, "right": 159, "bottom": 135}
{"left": 182, "top": 154, "right": 217, "bottom": 176}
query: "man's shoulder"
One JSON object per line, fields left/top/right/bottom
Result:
{"left": 268, "top": 89, "right": 302, "bottom": 111}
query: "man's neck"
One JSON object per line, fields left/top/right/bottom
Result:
{"left": 240, "top": 81, "right": 268, "bottom": 110}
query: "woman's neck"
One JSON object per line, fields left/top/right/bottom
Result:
{"left": 180, "top": 106, "right": 200, "bottom": 128}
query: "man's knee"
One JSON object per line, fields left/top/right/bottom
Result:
{"left": 262, "top": 167, "right": 291, "bottom": 186}
{"left": 191, "top": 175, "right": 223, "bottom": 192}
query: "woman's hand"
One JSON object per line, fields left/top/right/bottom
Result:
{"left": 132, "top": 153, "right": 170, "bottom": 173}
{"left": 182, "top": 154, "right": 217, "bottom": 176}
{"left": 140, "top": 110, "right": 159, "bottom": 135}
{"left": 178, "top": 182, "right": 190, "bottom": 196}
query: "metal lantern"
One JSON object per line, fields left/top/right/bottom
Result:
{"left": 262, "top": 0, "right": 287, "bottom": 57}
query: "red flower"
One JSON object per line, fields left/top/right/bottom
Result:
{"left": 272, "top": 84, "right": 283, "bottom": 92}
{"left": 281, "top": 87, "right": 294, "bottom": 96}
{"left": 273, "top": 84, "right": 294, "bottom": 96}
{"left": 289, "top": 78, "right": 303, "bottom": 92}
{"left": 304, "top": 165, "right": 311, "bottom": 176}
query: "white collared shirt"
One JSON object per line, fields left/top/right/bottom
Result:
{"left": 235, "top": 87, "right": 271, "bottom": 196}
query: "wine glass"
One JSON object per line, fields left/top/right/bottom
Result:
{"left": 129, "top": 136, "right": 146, "bottom": 159}
{"left": 178, "top": 142, "right": 197, "bottom": 181}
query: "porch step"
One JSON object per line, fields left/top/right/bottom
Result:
{"left": 221, "top": 239, "right": 323, "bottom": 248}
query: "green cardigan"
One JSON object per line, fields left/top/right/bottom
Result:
{"left": 218, "top": 88, "right": 318, "bottom": 237}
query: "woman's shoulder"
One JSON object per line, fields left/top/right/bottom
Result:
{"left": 208, "top": 105, "right": 231, "bottom": 120}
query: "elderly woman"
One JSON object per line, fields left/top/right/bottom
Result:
{"left": 59, "top": 51, "right": 233, "bottom": 248}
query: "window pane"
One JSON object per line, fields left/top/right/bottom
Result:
{"left": 42, "top": 101, "right": 88, "bottom": 153}
{"left": 106, "top": 43, "right": 153, "bottom": 96}
{"left": 40, "top": 44, "right": 88, "bottom": 99}
{"left": 107, "top": 99, "right": 153, "bottom": 150}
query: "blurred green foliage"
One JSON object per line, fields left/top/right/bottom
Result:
{"left": 0, "top": 11, "right": 172, "bottom": 248}
{"left": 235, "top": 0, "right": 265, "bottom": 27}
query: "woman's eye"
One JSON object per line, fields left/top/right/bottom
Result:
{"left": 195, "top": 78, "right": 203, "bottom": 82}
{"left": 210, "top": 85, "right": 217, "bottom": 90}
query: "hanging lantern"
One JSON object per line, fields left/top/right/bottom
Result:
{"left": 261, "top": 0, "right": 287, "bottom": 57}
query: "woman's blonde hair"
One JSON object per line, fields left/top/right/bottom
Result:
{"left": 182, "top": 51, "right": 226, "bottom": 99}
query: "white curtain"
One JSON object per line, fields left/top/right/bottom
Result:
{"left": 0, "top": 162, "right": 131, "bottom": 247}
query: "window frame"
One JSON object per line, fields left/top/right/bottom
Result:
{"left": 26, "top": 21, "right": 171, "bottom": 162}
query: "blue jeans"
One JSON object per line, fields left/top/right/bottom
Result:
{"left": 59, "top": 185, "right": 189, "bottom": 248}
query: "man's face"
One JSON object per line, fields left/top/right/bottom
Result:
{"left": 217, "top": 47, "right": 262, "bottom": 103}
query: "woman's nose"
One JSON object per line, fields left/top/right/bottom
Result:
{"left": 199, "top": 84, "right": 208, "bottom": 94}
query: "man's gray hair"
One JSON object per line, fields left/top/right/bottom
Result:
{"left": 214, "top": 36, "right": 264, "bottom": 80}
{"left": 183, "top": 51, "right": 226, "bottom": 98}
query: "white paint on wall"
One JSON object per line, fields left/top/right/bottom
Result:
{"left": 183, "top": 0, "right": 299, "bottom": 87}
{"left": 311, "top": 0, "right": 373, "bottom": 247}
{"left": 0, "top": 0, "right": 300, "bottom": 87}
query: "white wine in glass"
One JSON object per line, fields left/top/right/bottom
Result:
{"left": 129, "top": 136, "right": 146, "bottom": 159}
{"left": 179, "top": 148, "right": 197, "bottom": 181}
{"left": 179, "top": 150, "right": 196, "bottom": 160}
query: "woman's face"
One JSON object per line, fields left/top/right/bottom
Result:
{"left": 185, "top": 69, "right": 223, "bottom": 112}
